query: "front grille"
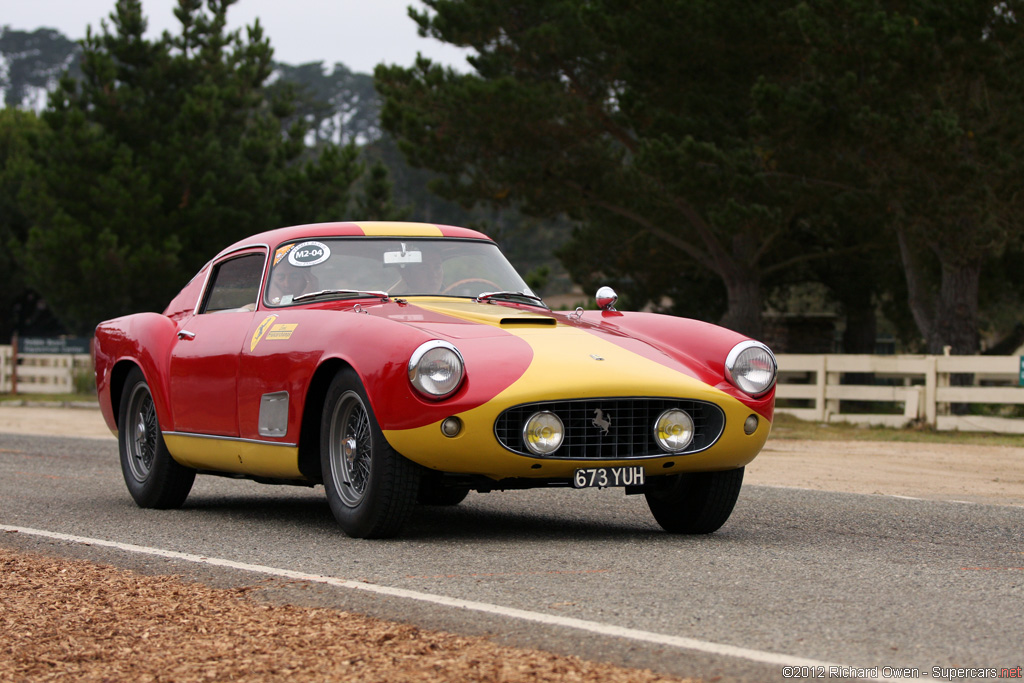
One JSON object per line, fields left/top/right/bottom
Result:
{"left": 494, "top": 398, "right": 725, "bottom": 459}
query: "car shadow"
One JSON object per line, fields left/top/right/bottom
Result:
{"left": 178, "top": 491, "right": 668, "bottom": 541}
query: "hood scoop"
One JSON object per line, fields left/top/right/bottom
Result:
{"left": 500, "top": 317, "right": 556, "bottom": 326}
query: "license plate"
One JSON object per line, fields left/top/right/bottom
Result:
{"left": 572, "top": 466, "right": 645, "bottom": 489}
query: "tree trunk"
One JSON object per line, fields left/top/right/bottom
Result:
{"left": 933, "top": 259, "right": 980, "bottom": 355}
{"left": 718, "top": 269, "right": 763, "bottom": 340}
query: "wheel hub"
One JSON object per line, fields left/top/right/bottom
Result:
{"left": 343, "top": 436, "right": 358, "bottom": 464}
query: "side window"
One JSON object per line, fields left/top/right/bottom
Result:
{"left": 201, "top": 252, "right": 266, "bottom": 313}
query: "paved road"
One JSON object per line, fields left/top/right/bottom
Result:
{"left": 1, "top": 432, "right": 1022, "bottom": 682}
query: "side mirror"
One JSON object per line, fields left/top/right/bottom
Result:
{"left": 596, "top": 286, "right": 618, "bottom": 312}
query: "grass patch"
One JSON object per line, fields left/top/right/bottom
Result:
{"left": 771, "top": 412, "right": 1024, "bottom": 447}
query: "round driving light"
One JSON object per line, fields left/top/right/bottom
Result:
{"left": 725, "top": 341, "right": 777, "bottom": 397}
{"left": 522, "top": 411, "right": 564, "bottom": 455}
{"left": 744, "top": 414, "right": 759, "bottom": 435}
{"left": 441, "top": 417, "right": 462, "bottom": 437}
{"left": 654, "top": 409, "right": 694, "bottom": 452}
{"left": 409, "top": 341, "right": 464, "bottom": 399}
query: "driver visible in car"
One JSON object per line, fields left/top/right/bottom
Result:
{"left": 396, "top": 258, "right": 444, "bottom": 294}
{"left": 268, "top": 265, "right": 318, "bottom": 303}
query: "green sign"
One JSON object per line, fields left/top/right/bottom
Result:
{"left": 19, "top": 337, "right": 91, "bottom": 355}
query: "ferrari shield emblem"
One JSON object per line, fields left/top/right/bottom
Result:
{"left": 250, "top": 314, "right": 278, "bottom": 351}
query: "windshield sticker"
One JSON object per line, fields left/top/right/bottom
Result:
{"left": 266, "top": 323, "right": 298, "bottom": 341}
{"left": 250, "top": 314, "right": 278, "bottom": 351}
{"left": 383, "top": 243, "right": 423, "bottom": 264}
{"left": 288, "top": 241, "right": 330, "bottom": 267}
{"left": 273, "top": 244, "right": 296, "bottom": 266}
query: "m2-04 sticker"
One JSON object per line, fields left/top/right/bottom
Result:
{"left": 287, "top": 241, "right": 330, "bottom": 267}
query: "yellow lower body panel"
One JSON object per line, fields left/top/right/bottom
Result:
{"left": 164, "top": 433, "right": 303, "bottom": 479}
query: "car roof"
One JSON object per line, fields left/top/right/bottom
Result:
{"left": 215, "top": 221, "right": 493, "bottom": 260}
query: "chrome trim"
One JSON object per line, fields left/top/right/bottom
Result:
{"left": 724, "top": 340, "right": 778, "bottom": 397}
{"left": 494, "top": 396, "right": 726, "bottom": 460}
{"left": 177, "top": 330, "right": 196, "bottom": 340}
{"left": 193, "top": 244, "right": 270, "bottom": 316}
{"left": 522, "top": 410, "right": 564, "bottom": 455}
{"left": 163, "top": 431, "right": 298, "bottom": 448}
{"left": 258, "top": 391, "right": 289, "bottom": 437}
{"left": 596, "top": 286, "right": 618, "bottom": 311}
{"left": 653, "top": 408, "right": 695, "bottom": 453}
{"left": 408, "top": 340, "right": 465, "bottom": 399}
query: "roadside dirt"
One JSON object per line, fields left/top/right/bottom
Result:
{"left": 4, "top": 403, "right": 1022, "bottom": 506}
{"left": 1, "top": 404, "right": 1022, "bottom": 681}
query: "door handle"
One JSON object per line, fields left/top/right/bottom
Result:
{"left": 177, "top": 330, "right": 196, "bottom": 340}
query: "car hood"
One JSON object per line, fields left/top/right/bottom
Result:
{"left": 385, "top": 298, "right": 714, "bottom": 391}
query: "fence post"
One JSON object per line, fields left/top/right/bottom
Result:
{"left": 10, "top": 332, "right": 18, "bottom": 395}
{"left": 924, "top": 355, "right": 937, "bottom": 427}
{"left": 825, "top": 356, "right": 841, "bottom": 422}
{"left": 813, "top": 355, "right": 827, "bottom": 422}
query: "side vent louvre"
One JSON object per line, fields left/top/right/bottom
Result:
{"left": 500, "top": 318, "right": 556, "bottom": 326}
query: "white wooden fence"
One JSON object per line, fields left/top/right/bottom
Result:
{"left": 4, "top": 344, "right": 1024, "bottom": 432}
{"left": 0, "top": 345, "right": 92, "bottom": 394}
{"left": 776, "top": 354, "right": 1024, "bottom": 433}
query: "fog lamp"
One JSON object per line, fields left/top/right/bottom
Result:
{"left": 523, "top": 411, "right": 564, "bottom": 455}
{"left": 654, "top": 409, "right": 694, "bottom": 452}
{"left": 744, "top": 414, "right": 759, "bottom": 435}
{"left": 441, "top": 417, "right": 462, "bottom": 437}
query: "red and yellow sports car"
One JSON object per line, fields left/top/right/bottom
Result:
{"left": 94, "top": 221, "right": 777, "bottom": 538}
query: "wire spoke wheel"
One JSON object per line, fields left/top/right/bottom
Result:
{"left": 125, "top": 383, "right": 159, "bottom": 482}
{"left": 328, "top": 390, "right": 373, "bottom": 507}
{"left": 117, "top": 367, "right": 195, "bottom": 509}
{"left": 320, "top": 368, "right": 420, "bottom": 538}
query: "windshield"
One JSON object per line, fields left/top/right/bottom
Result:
{"left": 264, "top": 238, "right": 538, "bottom": 307}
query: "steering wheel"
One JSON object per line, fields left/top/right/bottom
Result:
{"left": 442, "top": 278, "right": 500, "bottom": 296}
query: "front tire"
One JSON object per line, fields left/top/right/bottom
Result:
{"left": 118, "top": 367, "right": 195, "bottom": 509}
{"left": 644, "top": 467, "right": 745, "bottom": 534}
{"left": 321, "top": 368, "right": 420, "bottom": 538}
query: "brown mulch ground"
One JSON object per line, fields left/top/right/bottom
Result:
{"left": 0, "top": 547, "right": 694, "bottom": 683}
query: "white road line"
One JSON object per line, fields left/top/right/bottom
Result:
{"left": 2, "top": 523, "right": 896, "bottom": 681}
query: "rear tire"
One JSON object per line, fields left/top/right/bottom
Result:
{"left": 644, "top": 467, "right": 744, "bottom": 534}
{"left": 321, "top": 368, "right": 419, "bottom": 538}
{"left": 118, "top": 367, "right": 195, "bottom": 509}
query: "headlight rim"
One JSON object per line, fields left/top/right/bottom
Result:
{"left": 408, "top": 340, "right": 465, "bottom": 400}
{"left": 522, "top": 410, "right": 565, "bottom": 456}
{"left": 653, "top": 408, "right": 695, "bottom": 453}
{"left": 725, "top": 340, "right": 778, "bottom": 397}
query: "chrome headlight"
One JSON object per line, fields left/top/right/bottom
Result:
{"left": 409, "top": 340, "right": 464, "bottom": 399}
{"left": 725, "top": 341, "right": 777, "bottom": 397}
{"left": 522, "top": 411, "right": 564, "bottom": 455}
{"left": 654, "top": 409, "right": 694, "bottom": 452}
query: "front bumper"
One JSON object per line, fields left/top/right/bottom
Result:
{"left": 384, "top": 392, "right": 771, "bottom": 480}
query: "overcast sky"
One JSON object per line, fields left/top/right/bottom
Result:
{"left": 2, "top": 0, "right": 473, "bottom": 74}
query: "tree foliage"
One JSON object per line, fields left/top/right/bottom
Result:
{"left": 754, "top": 0, "right": 1024, "bottom": 353}
{"left": 21, "top": 0, "right": 365, "bottom": 334}
{"left": 0, "top": 109, "right": 64, "bottom": 340}
{"left": 378, "top": 0, "right": 1024, "bottom": 352}
{"left": 376, "top": 0, "right": 816, "bottom": 338}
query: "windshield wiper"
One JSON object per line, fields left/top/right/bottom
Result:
{"left": 475, "top": 291, "right": 548, "bottom": 308}
{"left": 292, "top": 289, "right": 390, "bottom": 303}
